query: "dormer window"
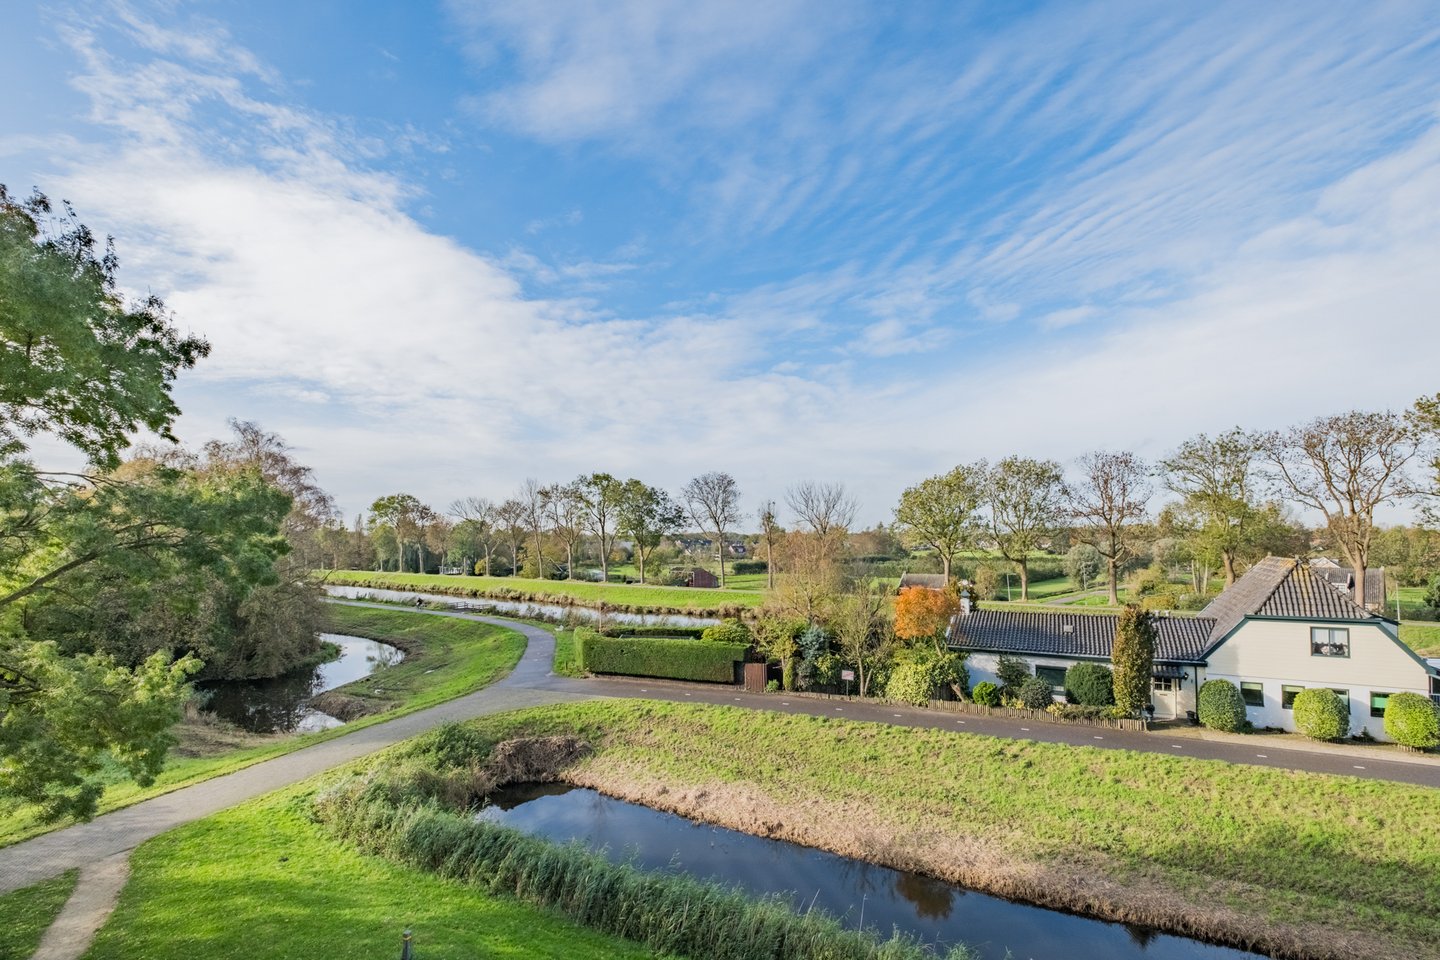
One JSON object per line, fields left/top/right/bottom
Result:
{"left": 1310, "top": 627, "right": 1349, "bottom": 658}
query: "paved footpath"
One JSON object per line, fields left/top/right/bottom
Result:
{"left": 6, "top": 600, "right": 1439, "bottom": 898}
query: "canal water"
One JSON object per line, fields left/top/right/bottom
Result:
{"left": 478, "top": 784, "right": 1264, "bottom": 960}
{"left": 324, "top": 584, "right": 722, "bottom": 628}
{"left": 198, "top": 633, "right": 403, "bottom": 733}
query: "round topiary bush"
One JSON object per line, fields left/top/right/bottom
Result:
{"left": 1017, "top": 675, "right": 1054, "bottom": 709}
{"left": 972, "top": 681, "right": 1000, "bottom": 706}
{"left": 1384, "top": 692, "right": 1440, "bottom": 750}
{"left": 1063, "top": 662, "right": 1115, "bottom": 706}
{"left": 1197, "top": 679, "right": 1248, "bottom": 732}
{"left": 1292, "top": 688, "right": 1349, "bottom": 741}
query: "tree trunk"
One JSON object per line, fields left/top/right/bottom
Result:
{"left": 636, "top": 544, "right": 647, "bottom": 583}
{"left": 482, "top": 545, "right": 492, "bottom": 577}
{"left": 941, "top": 552, "right": 952, "bottom": 583}
{"left": 766, "top": 537, "right": 775, "bottom": 589}
{"left": 1222, "top": 551, "right": 1237, "bottom": 586}
{"left": 716, "top": 530, "right": 726, "bottom": 588}
{"left": 531, "top": 531, "right": 544, "bottom": 579}
{"left": 566, "top": 543, "right": 575, "bottom": 580}
{"left": 1338, "top": 543, "right": 1368, "bottom": 608}
{"left": 1107, "top": 559, "right": 1119, "bottom": 606}
{"left": 599, "top": 533, "right": 609, "bottom": 583}
{"left": 1018, "top": 559, "right": 1030, "bottom": 602}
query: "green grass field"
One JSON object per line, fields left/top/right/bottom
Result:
{"left": 1401, "top": 621, "right": 1440, "bottom": 657}
{"left": 0, "top": 604, "right": 524, "bottom": 848}
{"left": 0, "top": 870, "right": 78, "bottom": 960}
{"left": 411, "top": 700, "right": 1440, "bottom": 957}
{"left": 85, "top": 787, "right": 660, "bottom": 960}
{"left": 323, "top": 570, "right": 764, "bottom": 612}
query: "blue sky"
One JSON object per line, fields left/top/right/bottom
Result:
{"left": 4, "top": 1, "right": 1440, "bottom": 524}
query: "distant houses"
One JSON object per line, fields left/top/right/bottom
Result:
{"left": 949, "top": 557, "right": 1439, "bottom": 741}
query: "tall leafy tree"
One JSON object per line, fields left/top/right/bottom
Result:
{"left": 1159, "top": 429, "right": 1263, "bottom": 586}
{"left": 494, "top": 498, "right": 528, "bottom": 575}
{"left": 1258, "top": 410, "right": 1417, "bottom": 608}
{"left": 519, "top": 478, "right": 547, "bottom": 579}
{"left": 893, "top": 464, "right": 986, "bottom": 582}
{"left": 682, "top": 471, "right": 743, "bottom": 587}
{"left": 1066, "top": 451, "right": 1151, "bottom": 605}
{"left": 577, "top": 473, "right": 625, "bottom": 582}
{"left": 448, "top": 496, "right": 496, "bottom": 575}
{"left": 987, "top": 457, "right": 1064, "bottom": 600}
{"left": 541, "top": 482, "right": 586, "bottom": 579}
{"left": 368, "top": 493, "right": 424, "bottom": 573}
{"left": 617, "top": 480, "right": 684, "bottom": 584}
{"left": 757, "top": 499, "right": 782, "bottom": 589}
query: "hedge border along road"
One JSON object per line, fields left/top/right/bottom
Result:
{"left": 576, "top": 629, "right": 748, "bottom": 683}
{"left": 374, "top": 699, "right": 1440, "bottom": 960}
{"left": 320, "top": 569, "right": 763, "bottom": 615}
{"left": 0, "top": 603, "right": 527, "bottom": 849}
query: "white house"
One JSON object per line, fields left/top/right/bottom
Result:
{"left": 949, "top": 557, "right": 1440, "bottom": 741}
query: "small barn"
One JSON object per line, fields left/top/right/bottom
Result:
{"left": 687, "top": 567, "right": 720, "bottom": 589}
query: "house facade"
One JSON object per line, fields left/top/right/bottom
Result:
{"left": 949, "top": 557, "right": 1440, "bottom": 741}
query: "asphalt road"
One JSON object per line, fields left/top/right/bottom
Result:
{"left": 4, "top": 600, "right": 1437, "bottom": 896}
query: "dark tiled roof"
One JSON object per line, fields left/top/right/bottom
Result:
{"left": 948, "top": 609, "right": 1213, "bottom": 663}
{"left": 1199, "top": 556, "right": 1378, "bottom": 644}
{"left": 1309, "top": 563, "right": 1387, "bottom": 611}
{"left": 899, "top": 573, "right": 948, "bottom": 590}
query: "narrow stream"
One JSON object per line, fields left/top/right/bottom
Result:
{"left": 479, "top": 784, "right": 1264, "bottom": 960}
{"left": 198, "top": 633, "right": 403, "bottom": 733}
{"left": 324, "top": 583, "right": 722, "bottom": 628}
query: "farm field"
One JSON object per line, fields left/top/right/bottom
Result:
{"left": 322, "top": 570, "right": 765, "bottom": 611}
{"left": 0, "top": 605, "right": 524, "bottom": 848}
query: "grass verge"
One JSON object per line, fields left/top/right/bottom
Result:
{"left": 1400, "top": 621, "right": 1440, "bottom": 657}
{"left": 552, "top": 629, "right": 583, "bottom": 677}
{"left": 0, "top": 603, "right": 524, "bottom": 848}
{"left": 0, "top": 870, "right": 78, "bottom": 960}
{"left": 321, "top": 569, "right": 763, "bottom": 613}
{"left": 83, "top": 785, "right": 661, "bottom": 960}
{"left": 374, "top": 700, "right": 1440, "bottom": 960}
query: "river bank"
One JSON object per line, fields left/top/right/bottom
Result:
{"left": 359, "top": 701, "right": 1440, "bottom": 960}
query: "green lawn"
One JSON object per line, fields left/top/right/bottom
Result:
{"left": 0, "top": 604, "right": 524, "bottom": 848}
{"left": 404, "top": 700, "right": 1440, "bottom": 958}
{"left": 552, "top": 628, "right": 583, "bottom": 677}
{"left": 1401, "top": 621, "right": 1440, "bottom": 657}
{"left": 0, "top": 870, "right": 77, "bottom": 960}
{"left": 85, "top": 786, "right": 661, "bottom": 960}
{"left": 323, "top": 570, "right": 764, "bottom": 612}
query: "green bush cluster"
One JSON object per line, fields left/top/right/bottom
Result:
{"left": 700, "top": 619, "right": 753, "bottom": 645}
{"left": 1197, "top": 679, "right": 1248, "bottom": 733}
{"left": 1384, "top": 693, "right": 1440, "bottom": 750}
{"left": 731, "top": 559, "right": 769, "bottom": 574}
{"left": 994, "top": 655, "right": 1032, "bottom": 696}
{"left": 1292, "top": 688, "right": 1350, "bottom": 741}
{"left": 1063, "top": 663, "right": 1114, "bottom": 706}
{"left": 971, "top": 681, "right": 1000, "bottom": 706}
{"left": 1016, "top": 675, "right": 1054, "bottom": 709}
{"left": 1045, "top": 703, "right": 1129, "bottom": 721}
{"left": 576, "top": 629, "right": 747, "bottom": 683}
{"left": 604, "top": 625, "right": 708, "bottom": 640}
{"left": 316, "top": 786, "right": 974, "bottom": 960}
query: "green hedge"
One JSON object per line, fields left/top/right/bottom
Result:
{"left": 1293, "top": 688, "right": 1349, "bottom": 741}
{"left": 577, "top": 629, "right": 747, "bottom": 683}
{"left": 603, "top": 625, "right": 709, "bottom": 640}
{"left": 1384, "top": 693, "right": 1440, "bottom": 749}
{"left": 1063, "top": 662, "right": 1114, "bottom": 706}
{"left": 1197, "top": 679, "right": 1248, "bottom": 733}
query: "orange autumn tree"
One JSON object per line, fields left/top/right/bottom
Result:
{"left": 894, "top": 585, "right": 960, "bottom": 651}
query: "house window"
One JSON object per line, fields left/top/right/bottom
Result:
{"left": 1370, "top": 693, "right": 1392, "bottom": 719}
{"left": 1152, "top": 677, "right": 1175, "bottom": 692}
{"left": 1240, "top": 682, "right": 1264, "bottom": 707}
{"left": 1432, "top": 676, "right": 1440, "bottom": 707}
{"left": 1282, "top": 685, "right": 1304, "bottom": 709}
{"left": 1310, "top": 627, "right": 1349, "bottom": 657}
{"left": 1035, "top": 666, "right": 1067, "bottom": 689}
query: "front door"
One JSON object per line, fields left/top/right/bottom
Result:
{"left": 1151, "top": 677, "right": 1178, "bottom": 720}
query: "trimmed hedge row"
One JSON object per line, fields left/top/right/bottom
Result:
{"left": 577, "top": 629, "right": 748, "bottom": 683}
{"left": 602, "top": 625, "right": 709, "bottom": 640}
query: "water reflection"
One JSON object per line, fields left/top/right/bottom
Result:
{"left": 323, "top": 584, "right": 721, "bottom": 628}
{"left": 198, "top": 633, "right": 403, "bottom": 733}
{"left": 478, "top": 784, "right": 1264, "bottom": 960}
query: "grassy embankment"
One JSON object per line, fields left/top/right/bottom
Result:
{"left": 353, "top": 700, "right": 1440, "bottom": 960}
{"left": 83, "top": 787, "right": 661, "bottom": 960}
{"left": 0, "top": 870, "right": 78, "bottom": 960}
{"left": 0, "top": 604, "right": 524, "bottom": 847}
{"left": 321, "top": 570, "right": 764, "bottom": 614}
{"left": 1401, "top": 621, "right": 1440, "bottom": 656}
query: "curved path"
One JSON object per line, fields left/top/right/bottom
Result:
{"left": 0, "top": 606, "right": 590, "bottom": 896}
{"left": 6, "top": 600, "right": 1440, "bottom": 902}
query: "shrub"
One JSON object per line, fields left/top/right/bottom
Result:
{"left": 701, "top": 619, "right": 752, "bottom": 645}
{"left": 765, "top": 679, "right": 780, "bottom": 693}
{"left": 732, "top": 559, "right": 768, "bottom": 575}
{"left": 1197, "top": 679, "right": 1248, "bottom": 732}
{"left": 605, "top": 625, "right": 708, "bottom": 640}
{"left": 1046, "top": 703, "right": 1127, "bottom": 721}
{"left": 995, "top": 655, "right": 1032, "bottom": 694}
{"left": 971, "top": 681, "right": 1000, "bottom": 706}
{"left": 1017, "top": 675, "right": 1054, "bottom": 709}
{"left": 1292, "top": 688, "right": 1350, "bottom": 741}
{"left": 1384, "top": 692, "right": 1440, "bottom": 749}
{"left": 1063, "top": 662, "right": 1114, "bottom": 706}
{"left": 576, "top": 629, "right": 746, "bottom": 683}
{"left": 885, "top": 658, "right": 938, "bottom": 706}
{"left": 1112, "top": 605, "right": 1156, "bottom": 715}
